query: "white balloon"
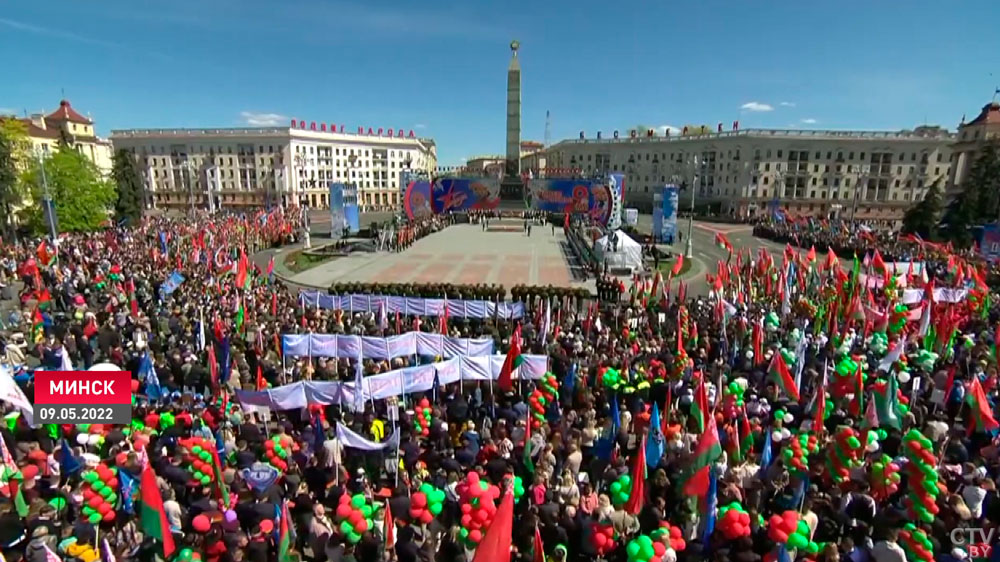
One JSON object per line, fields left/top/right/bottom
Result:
{"left": 746, "top": 350, "right": 754, "bottom": 360}
{"left": 783, "top": 413, "right": 794, "bottom": 424}
{"left": 76, "top": 433, "right": 89, "bottom": 445}
{"left": 780, "top": 428, "right": 791, "bottom": 439}
{"left": 771, "top": 430, "right": 783, "bottom": 442}
{"left": 89, "top": 362, "right": 121, "bottom": 372}
{"left": 897, "top": 371, "right": 912, "bottom": 384}
{"left": 866, "top": 442, "right": 879, "bottom": 452}
{"left": 88, "top": 434, "right": 101, "bottom": 445}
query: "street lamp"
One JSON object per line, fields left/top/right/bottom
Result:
{"left": 35, "top": 149, "right": 58, "bottom": 242}
{"left": 684, "top": 155, "right": 699, "bottom": 259}
{"left": 850, "top": 164, "right": 869, "bottom": 226}
{"left": 179, "top": 161, "right": 196, "bottom": 216}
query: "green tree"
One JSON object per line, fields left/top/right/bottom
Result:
{"left": 112, "top": 149, "right": 144, "bottom": 223}
{"left": 0, "top": 119, "right": 29, "bottom": 238}
{"left": 941, "top": 143, "right": 1000, "bottom": 246}
{"left": 19, "top": 145, "right": 115, "bottom": 233}
{"left": 901, "top": 179, "right": 943, "bottom": 239}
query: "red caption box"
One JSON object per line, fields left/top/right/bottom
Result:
{"left": 35, "top": 371, "right": 132, "bottom": 405}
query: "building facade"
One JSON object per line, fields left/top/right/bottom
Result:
{"left": 3, "top": 100, "right": 114, "bottom": 176}
{"left": 946, "top": 101, "right": 1000, "bottom": 197}
{"left": 524, "top": 126, "right": 954, "bottom": 223}
{"left": 110, "top": 123, "right": 436, "bottom": 211}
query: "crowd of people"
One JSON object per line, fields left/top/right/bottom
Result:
{"left": 2, "top": 210, "right": 1000, "bottom": 562}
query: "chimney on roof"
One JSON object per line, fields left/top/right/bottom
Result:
{"left": 30, "top": 113, "right": 46, "bottom": 129}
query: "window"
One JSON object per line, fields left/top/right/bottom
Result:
{"left": 811, "top": 178, "right": 817, "bottom": 186}
{"left": 810, "top": 191, "right": 816, "bottom": 198}
{"left": 765, "top": 163, "right": 771, "bottom": 171}
{"left": 825, "top": 165, "right": 830, "bottom": 172}
{"left": 849, "top": 152, "right": 854, "bottom": 160}
{"left": 911, "top": 153, "right": 916, "bottom": 161}
{"left": 823, "top": 178, "right": 828, "bottom": 186}
{"left": 845, "top": 179, "right": 851, "bottom": 187}
{"left": 937, "top": 153, "right": 943, "bottom": 162}
{"left": 777, "top": 150, "right": 783, "bottom": 158}
{"left": 831, "top": 191, "right": 838, "bottom": 199}
{"left": 935, "top": 167, "right": 940, "bottom": 175}
{"left": 827, "top": 151, "right": 832, "bottom": 159}
{"left": 766, "top": 150, "right": 771, "bottom": 158}
{"left": 763, "top": 177, "right": 769, "bottom": 184}
{"left": 815, "top": 152, "right": 821, "bottom": 159}
{"left": 837, "top": 152, "right": 843, "bottom": 160}
{"left": 814, "top": 165, "right": 819, "bottom": 172}
{"left": 860, "top": 153, "right": 865, "bottom": 160}
{"left": 895, "top": 180, "right": 900, "bottom": 187}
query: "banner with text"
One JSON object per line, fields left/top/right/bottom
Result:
{"left": 527, "top": 178, "right": 614, "bottom": 225}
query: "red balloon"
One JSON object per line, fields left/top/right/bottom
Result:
{"left": 474, "top": 509, "right": 489, "bottom": 523}
{"left": 89, "top": 496, "right": 103, "bottom": 508}
{"left": 83, "top": 488, "right": 96, "bottom": 500}
{"left": 265, "top": 440, "right": 275, "bottom": 450}
{"left": 420, "top": 511, "right": 433, "bottom": 524}
{"left": 411, "top": 493, "right": 427, "bottom": 508}
{"left": 460, "top": 503, "right": 472, "bottom": 514}
{"left": 102, "top": 511, "right": 114, "bottom": 522}
{"left": 653, "top": 542, "right": 666, "bottom": 556}
{"left": 193, "top": 514, "right": 211, "bottom": 533}
{"left": 355, "top": 519, "right": 368, "bottom": 533}
{"left": 461, "top": 515, "right": 472, "bottom": 528}
{"left": 349, "top": 511, "right": 364, "bottom": 525}
{"left": 419, "top": 398, "right": 430, "bottom": 408}
{"left": 98, "top": 503, "right": 112, "bottom": 514}
{"left": 107, "top": 478, "right": 118, "bottom": 488}
{"left": 337, "top": 504, "right": 353, "bottom": 519}
{"left": 468, "top": 530, "right": 482, "bottom": 543}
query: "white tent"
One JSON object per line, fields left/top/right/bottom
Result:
{"left": 594, "top": 230, "right": 643, "bottom": 273}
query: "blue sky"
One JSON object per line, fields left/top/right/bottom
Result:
{"left": 2, "top": 0, "right": 997, "bottom": 166}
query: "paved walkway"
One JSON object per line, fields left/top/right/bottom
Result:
{"left": 290, "top": 224, "right": 597, "bottom": 291}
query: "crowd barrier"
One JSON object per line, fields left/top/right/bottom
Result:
{"left": 236, "top": 354, "right": 548, "bottom": 411}
{"left": 281, "top": 332, "right": 494, "bottom": 359}
{"left": 298, "top": 291, "right": 525, "bottom": 319}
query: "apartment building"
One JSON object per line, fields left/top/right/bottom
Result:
{"left": 946, "top": 100, "right": 1000, "bottom": 197}
{"left": 110, "top": 122, "right": 436, "bottom": 211}
{"left": 524, "top": 126, "right": 954, "bottom": 223}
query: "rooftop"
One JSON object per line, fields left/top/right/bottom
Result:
{"left": 966, "top": 101, "right": 1000, "bottom": 127}
{"left": 110, "top": 126, "right": 435, "bottom": 146}
{"left": 46, "top": 100, "right": 92, "bottom": 125}
{"left": 552, "top": 126, "right": 955, "bottom": 148}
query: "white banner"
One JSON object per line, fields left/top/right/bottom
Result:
{"left": 336, "top": 424, "right": 399, "bottom": 451}
{"left": 0, "top": 365, "right": 35, "bottom": 427}
{"left": 281, "top": 332, "right": 494, "bottom": 359}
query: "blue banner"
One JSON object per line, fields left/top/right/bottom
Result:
{"left": 403, "top": 178, "right": 501, "bottom": 221}
{"left": 660, "top": 185, "right": 679, "bottom": 241}
{"left": 159, "top": 271, "right": 185, "bottom": 297}
{"left": 526, "top": 178, "right": 614, "bottom": 225}
{"left": 329, "top": 182, "right": 346, "bottom": 240}
{"left": 981, "top": 225, "right": 1000, "bottom": 263}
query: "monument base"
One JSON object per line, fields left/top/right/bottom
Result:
{"left": 499, "top": 176, "right": 525, "bottom": 201}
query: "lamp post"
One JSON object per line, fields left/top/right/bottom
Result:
{"left": 35, "top": 149, "right": 58, "bottom": 242}
{"left": 684, "top": 155, "right": 699, "bottom": 259}
{"left": 179, "top": 161, "right": 196, "bottom": 216}
{"left": 850, "top": 164, "right": 869, "bottom": 227}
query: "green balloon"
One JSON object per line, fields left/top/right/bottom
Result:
{"left": 789, "top": 533, "right": 808, "bottom": 549}
{"left": 200, "top": 451, "right": 212, "bottom": 462}
{"left": 459, "top": 527, "right": 469, "bottom": 539}
{"left": 361, "top": 505, "right": 372, "bottom": 518}
{"left": 340, "top": 520, "right": 353, "bottom": 534}
{"left": 627, "top": 542, "right": 641, "bottom": 557}
{"left": 88, "top": 513, "right": 102, "bottom": 524}
{"left": 366, "top": 518, "right": 374, "bottom": 530}
{"left": 347, "top": 531, "right": 361, "bottom": 544}
{"left": 431, "top": 490, "right": 445, "bottom": 503}
{"left": 621, "top": 475, "right": 631, "bottom": 487}
{"left": 610, "top": 482, "right": 622, "bottom": 494}
{"left": 83, "top": 471, "right": 99, "bottom": 483}
{"left": 101, "top": 487, "right": 115, "bottom": 499}
{"left": 429, "top": 503, "right": 442, "bottom": 515}
{"left": 418, "top": 483, "right": 432, "bottom": 494}
{"left": 82, "top": 506, "right": 95, "bottom": 516}
{"left": 48, "top": 497, "right": 66, "bottom": 511}
{"left": 200, "top": 475, "right": 211, "bottom": 485}
{"left": 351, "top": 494, "right": 365, "bottom": 508}
{"left": 806, "top": 542, "right": 819, "bottom": 555}
{"left": 192, "top": 446, "right": 203, "bottom": 455}
{"left": 92, "top": 481, "right": 107, "bottom": 493}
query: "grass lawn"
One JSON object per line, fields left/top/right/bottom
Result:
{"left": 657, "top": 255, "right": 693, "bottom": 277}
{"left": 283, "top": 250, "right": 337, "bottom": 273}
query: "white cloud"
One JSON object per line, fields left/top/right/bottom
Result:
{"left": 779, "top": 101, "right": 796, "bottom": 107}
{"left": 800, "top": 118, "right": 818, "bottom": 124}
{"left": 0, "top": 108, "right": 15, "bottom": 116}
{"left": 741, "top": 102, "right": 774, "bottom": 112}
{"left": 414, "top": 123, "right": 427, "bottom": 129}
{"left": 0, "top": 17, "right": 172, "bottom": 61}
{"left": 658, "top": 125, "right": 682, "bottom": 136}
{"left": 240, "top": 111, "right": 289, "bottom": 126}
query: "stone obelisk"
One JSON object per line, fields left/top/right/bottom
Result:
{"left": 502, "top": 40, "right": 523, "bottom": 199}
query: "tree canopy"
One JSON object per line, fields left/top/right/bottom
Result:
{"left": 941, "top": 143, "right": 1000, "bottom": 246}
{"left": 0, "top": 119, "right": 30, "bottom": 237}
{"left": 112, "top": 149, "right": 144, "bottom": 224}
{"left": 19, "top": 145, "right": 116, "bottom": 233}
{"left": 901, "top": 178, "right": 943, "bottom": 240}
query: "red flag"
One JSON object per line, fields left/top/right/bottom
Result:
{"left": 395, "top": 311, "right": 401, "bottom": 334}
{"left": 440, "top": 299, "right": 450, "bottom": 335}
{"left": 532, "top": 526, "right": 545, "bottom": 562}
{"left": 624, "top": 435, "right": 646, "bottom": 515}
{"left": 235, "top": 249, "right": 249, "bottom": 290}
{"left": 384, "top": 499, "right": 396, "bottom": 551}
{"left": 497, "top": 325, "right": 522, "bottom": 392}
{"left": 967, "top": 377, "right": 999, "bottom": 434}
{"left": 139, "top": 465, "right": 176, "bottom": 559}
{"left": 256, "top": 365, "right": 266, "bottom": 391}
{"left": 872, "top": 250, "right": 887, "bottom": 273}
{"left": 208, "top": 344, "right": 219, "bottom": 391}
{"left": 271, "top": 292, "right": 278, "bottom": 317}
{"left": 128, "top": 278, "right": 139, "bottom": 317}
{"left": 671, "top": 254, "right": 684, "bottom": 276}
{"left": 266, "top": 256, "right": 275, "bottom": 277}
{"left": 471, "top": 488, "right": 514, "bottom": 562}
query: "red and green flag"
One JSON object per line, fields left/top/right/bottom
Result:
{"left": 209, "top": 443, "right": 230, "bottom": 508}
{"left": 682, "top": 415, "right": 722, "bottom": 498}
{"left": 234, "top": 249, "right": 250, "bottom": 290}
{"left": 139, "top": 465, "right": 176, "bottom": 559}
{"left": 714, "top": 232, "right": 734, "bottom": 255}
{"left": 967, "top": 377, "right": 1000, "bottom": 435}
{"left": 768, "top": 350, "right": 800, "bottom": 401}
{"left": 690, "top": 374, "right": 709, "bottom": 433}
{"left": 739, "top": 410, "right": 754, "bottom": 460}
{"left": 278, "top": 499, "right": 294, "bottom": 562}
{"left": 235, "top": 298, "right": 245, "bottom": 334}
{"left": 874, "top": 374, "right": 903, "bottom": 430}
{"left": 498, "top": 324, "right": 523, "bottom": 392}
{"left": 32, "top": 307, "right": 45, "bottom": 343}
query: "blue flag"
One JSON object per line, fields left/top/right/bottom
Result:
{"left": 545, "top": 394, "right": 561, "bottom": 422}
{"left": 60, "top": 439, "right": 81, "bottom": 476}
{"left": 313, "top": 412, "right": 326, "bottom": 456}
{"left": 563, "top": 363, "right": 577, "bottom": 396}
{"left": 757, "top": 430, "right": 773, "bottom": 478}
{"left": 702, "top": 466, "right": 718, "bottom": 547}
{"left": 215, "top": 429, "right": 227, "bottom": 467}
{"left": 118, "top": 469, "right": 136, "bottom": 514}
{"left": 432, "top": 370, "right": 441, "bottom": 402}
{"left": 646, "top": 403, "right": 665, "bottom": 468}
{"left": 778, "top": 545, "right": 792, "bottom": 562}
{"left": 138, "top": 352, "right": 162, "bottom": 400}
{"left": 219, "top": 337, "right": 232, "bottom": 384}
{"left": 159, "top": 231, "right": 168, "bottom": 254}
{"left": 792, "top": 476, "right": 808, "bottom": 508}
{"left": 594, "top": 393, "right": 620, "bottom": 461}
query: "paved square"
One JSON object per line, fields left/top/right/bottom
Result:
{"left": 291, "top": 224, "right": 593, "bottom": 290}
